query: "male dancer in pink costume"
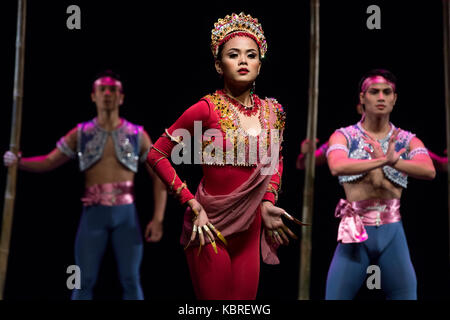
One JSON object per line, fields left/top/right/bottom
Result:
{"left": 325, "top": 69, "right": 435, "bottom": 299}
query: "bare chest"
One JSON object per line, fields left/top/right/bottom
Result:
{"left": 88, "top": 136, "right": 127, "bottom": 169}
{"left": 101, "top": 136, "right": 117, "bottom": 159}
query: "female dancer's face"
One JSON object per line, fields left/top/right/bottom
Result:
{"left": 215, "top": 36, "right": 261, "bottom": 89}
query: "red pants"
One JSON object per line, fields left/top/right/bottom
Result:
{"left": 185, "top": 209, "right": 261, "bottom": 300}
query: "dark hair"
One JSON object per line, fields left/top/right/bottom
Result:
{"left": 94, "top": 69, "right": 121, "bottom": 81}
{"left": 92, "top": 69, "right": 123, "bottom": 93}
{"left": 358, "top": 69, "right": 397, "bottom": 93}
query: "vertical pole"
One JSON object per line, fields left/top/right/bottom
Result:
{"left": 442, "top": 0, "right": 450, "bottom": 264}
{"left": 298, "top": 0, "right": 320, "bottom": 300}
{"left": 0, "top": 0, "right": 27, "bottom": 300}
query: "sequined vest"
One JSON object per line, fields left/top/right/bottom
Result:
{"left": 77, "top": 118, "right": 143, "bottom": 172}
{"left": 337, "top": 121, "right": 415, "bottom": 188}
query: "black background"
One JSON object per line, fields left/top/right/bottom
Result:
{"left": 0, "top": 0, "right": 449, "bottom": 301}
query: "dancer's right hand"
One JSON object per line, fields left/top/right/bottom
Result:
{"left": 361, "top": 133, "right": 384, "bottom": 159}
{"left": 187, "top": 199, "right": 212, "bottom": 246}
{"left": 185, "top": 199, "right": 227, "bottom": 254}
{"left": 3, "top": 151, "right": 18, "bottom": 167}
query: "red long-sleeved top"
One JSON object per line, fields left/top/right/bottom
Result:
{"left": 147, "top": 91, "right": 284, "bottom": 205}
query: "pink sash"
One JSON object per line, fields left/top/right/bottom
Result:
{"left": 81, "top": 181, "right": 134, "bottom": 206}
{"left": 335, "top": 198, "right": 402, "bottom": 243}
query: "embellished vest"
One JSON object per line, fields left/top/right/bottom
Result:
{"left": 336, "top": 121, "right": 415, "bottom": 188}
{"left": 199, "top": 91, "right": 286, "bottom": 167}
{"left": 76, "top": 118, "right": 143, "bottom": 172}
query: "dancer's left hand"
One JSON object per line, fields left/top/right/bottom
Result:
{"left": 386, "top": 128, "right": 406, "bottom": 166}
{"left": 300, "top": 138, "right": 319, "bottom": 154}
{"left": 145, "top": 219, "right": 163, "bottom": 242}
{"left": 260, "top": 201, "right": 298, "bottom": 246}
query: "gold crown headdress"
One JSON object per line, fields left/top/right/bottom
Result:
{"left": 211, "top": 12, "right": 267, "bottom": 59}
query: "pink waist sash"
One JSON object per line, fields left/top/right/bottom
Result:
{"left": 334, "top": 198, "right": 401, "bottom": 243}
{"left": 81, "top": 181, "right": 134, "bottom": 206}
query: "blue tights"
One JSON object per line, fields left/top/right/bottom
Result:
{"left": 71, "top": 204, "right": 144, "bottom": 300}
{"left": 325, "top": 221, "right": 417, "bottom": 300}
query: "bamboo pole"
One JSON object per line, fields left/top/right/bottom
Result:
{"left": 298, "top": 0, "right": 320, "bottom": 300}
{"left": 443, "top": 0, "right": 450, "bottom": 264}
{"left": 0, "top": 0, "right": 27, "bottom": 300}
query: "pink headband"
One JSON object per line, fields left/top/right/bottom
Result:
{"left": 93, "top": 77, "right": 123, "bottom": 92}
{"left": 361, "top": 76, "right": 396, "bottom": 93}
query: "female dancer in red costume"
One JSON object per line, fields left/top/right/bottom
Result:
{"left": 146, "top": 13, "right": 303, "bottom": 299}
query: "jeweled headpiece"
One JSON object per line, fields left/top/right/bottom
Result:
{"left": 211, "top": 12, "right": 267, "bottom": 59}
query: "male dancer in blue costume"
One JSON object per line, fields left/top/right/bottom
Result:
{"left": 3, "top": 70, "right": 167, "bottom": 300}
{"left": 325, "top": 69, "right": 435, "bottom": 299}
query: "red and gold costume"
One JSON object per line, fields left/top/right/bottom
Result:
{"left": 147, "top": 12, "right": 285, "bottom": 299}
{"left": 147, "top": 89, "right": 285, "bottom": 299}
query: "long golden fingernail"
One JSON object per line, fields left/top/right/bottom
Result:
{"left": 216, "top": 231, "right": 228, "bottom": 246}
{"left": 211, "top": 241, "right": 218, "bottom": 254}
{"left": 184, "top": 239, "right": 192, "bottom": 250}
{"left": 283, "top": 212, "right": 293, "bottom": 219}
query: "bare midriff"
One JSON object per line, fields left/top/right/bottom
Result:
{"left": 343, "top": 167, "right": 402, "bottom": 202}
